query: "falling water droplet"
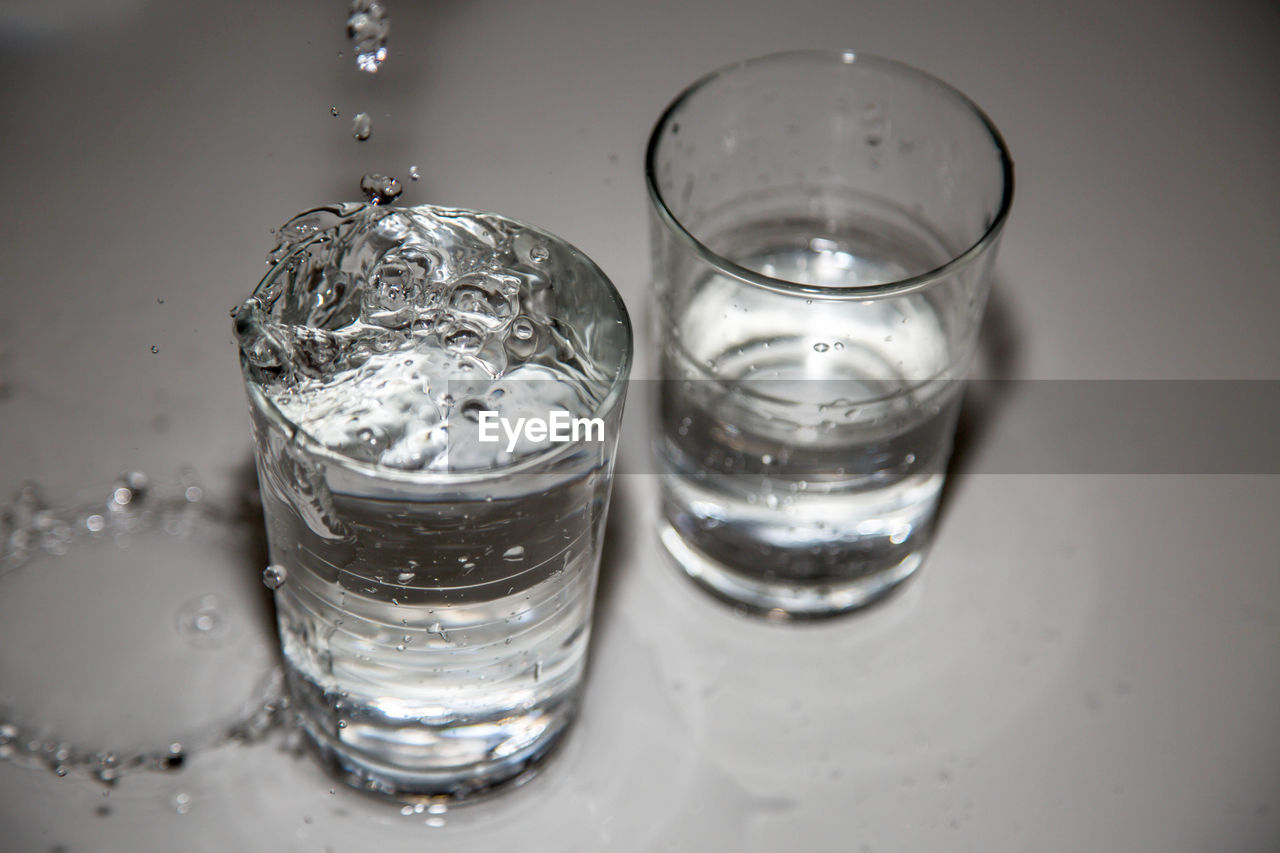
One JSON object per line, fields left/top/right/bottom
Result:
{"left": 329, "top": 106, "right": 340, "bottom": 117}
{"left": 346, "top": 0, "right": 390, "bottom": 73}
{"left": 408, "top": 165, "right": 420, "bottom": 181}
{"left": 360, "top": 173, "right": 401, "bottom": 205}
{"left": 351, "top": 112, "right": 372, "bottom": 141}
{"left": 151, "top": 346, "right": 159, "bottom": 354}
{"left": 262, "top": 564, "right": 288, "bottom": 590}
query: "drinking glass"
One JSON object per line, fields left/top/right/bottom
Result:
{"left": 647, "top": 50, "right": 1013, "bottom": 618}
{"left": 236, "top": 203, "right": 633, "bottom": 796}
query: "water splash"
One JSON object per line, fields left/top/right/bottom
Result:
{"left": 0, "top": 474, "right": 294, "bottom": 785}
{"left": 346, "top": 0, "right": 389, "bottom": 74}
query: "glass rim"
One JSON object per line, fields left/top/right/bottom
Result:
{"left": 239, "top": 203, "right": 634, "bottom": 486}
{"left": 644, "top": 49, "right": 1015, "bottom": 300}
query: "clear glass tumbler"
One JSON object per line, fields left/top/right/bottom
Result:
{"left": 647, "top": 51, "right": 1013, "bottom": 618}
{"left": 234, "top": 203, "right": 632, "bottom": 797}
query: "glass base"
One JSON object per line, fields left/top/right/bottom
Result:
{"left": 297, "top": 701, "right": 576, "bottom": 800}
{"left": 658, "top": 522, "right": 924, "bottom": 620}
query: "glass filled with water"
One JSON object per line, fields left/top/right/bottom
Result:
{"left": 234, "top": 203, "right": 632, "bottom": 797}
{"left": 647, "top": 51, "right": 1013, "bottom": 618}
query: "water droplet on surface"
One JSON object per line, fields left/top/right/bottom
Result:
{"left": 346, "top": 0, "right": 390, "bottom": 73}
{"left": 408, "top": 165, "right": 420, "bottom": 181}
{"left": 351, "top": 112, "right": 372, "bottom": 141}
{"left": 813, "top": 342, "right": 829, "bottom": 353}
{"left": 262, "top": 564, "right": 288, "bottom": 590}
{"left": 359, "top": 173, "right": 401, "bottom": 205}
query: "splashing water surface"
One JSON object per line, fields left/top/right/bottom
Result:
{"left": 346, "top": 1, "right": 389, "bottom": 73}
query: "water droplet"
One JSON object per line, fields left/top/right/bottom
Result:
{"left": 329, "top": 106, "right": 340, "bottom": 117}
{"left": 337, "top": 720, "right": 347, "bottom": 729}
{"left": 262, "top": 564, "right": 288, "bottom": 590}
{"left": 359, "top": 173, "right": 401, "bottom": 205}
{"left": 813, "top": 342, "right": 829, "bottom": 353}
{"left": 171, "top": 790, "right": 192, "bottom": 814}
{"left": 86, "top": 514, "right": 105, "bottom": 533}
{"left": 351, "top": 112, "right": 372, "bottom": 141}
{"left": 761, "top": 454, "right": 773, "bottom": 465}
{"left": 529, "top": 245, "right": 549, "bottom": 263}
{"left": 400, "top": 805, "right": 414, "bottom": 816}
{"left": 150, "top": 346, "right": 159, "bottom": 354}
{"left": 833, "top": 341, "right": 844, "bottom": 350}
{"left": 347, "top": 0, "right": 390, "bottom": 73}
{"left": 408, "top": 165, "right": 420, "bottom": 181}
{"left": 503, "top": 545, "right": 525, "bottom": 561}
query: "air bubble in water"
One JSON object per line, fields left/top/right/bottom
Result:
{"left": 352, "top": 112, "right": 372, "bottom": 141}
{"left": 529, "top": 245, "right": 549, "bottom": 263}
{"left": 511, "top": 318, "right": 535, "bottom": 340}
{"left": 813, "top": 342, "right": 830, "bottom": 353}
{"left": 360, "top": 173, "right": 401, "bottom": 205}
{"left": 347, "top": 1, "right": 389, "bottom": 73}
{"left": 408, "top": 165, "right": 420, "bottom": 181}
{"left": 262, "top": 564, "right": 288, "bottom": 590}
{"left": 443, "top": 327, "right": 482, "bottom": 354}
